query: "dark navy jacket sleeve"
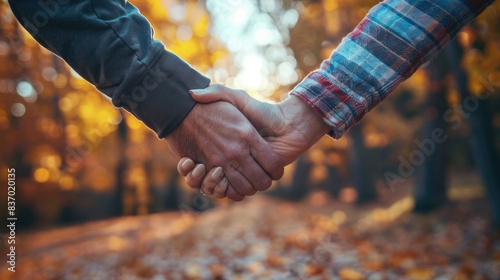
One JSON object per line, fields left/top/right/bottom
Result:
{"left": 8, "top": 0, "right": 210, "bottom": 138}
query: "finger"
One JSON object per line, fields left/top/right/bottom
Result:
{"left": 200, "top": 167, "right": 224, "bottom": 195}
{"left": 225, "top": 184, "right": 245, "bottom": 201}
{"left": 191, "top": 86, "right": 283, "bottom": 137}
{"left": 223, "top": 163, "right": 258, "bottom": 196}
{"left": 236, "top": 153, "right": 274, "bottom": 193}
{"left": 190, "top": 85, "right": 250, "bottom": 108}
{"left": 177, "top": 157, "right": 195, "bottom": 176}
{"left": 184, "top": 164, "right": 206, "bottom": 190}
{"left": 250, "top": 135, "right": 284, "bottom": 183}
{"left": 212, "top": 177, "right": 229, "bottom": 199}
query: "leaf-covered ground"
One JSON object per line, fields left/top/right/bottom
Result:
{"left": 2, "top": 184, "right": 499, "bottom": 280}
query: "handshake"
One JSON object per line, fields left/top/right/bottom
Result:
{"left": 166, "top": 84, "right": 331, "bottom": 201}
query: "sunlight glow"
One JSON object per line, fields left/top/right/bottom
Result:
{"left": 206, "top": 0, "right": 299, "bottom": 98}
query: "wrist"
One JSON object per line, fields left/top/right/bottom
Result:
{"left": 165, "top": 103, "right": 200, "bottom": 158}
{"left": 278, "top": 95, "right": 331, "bottom": 145}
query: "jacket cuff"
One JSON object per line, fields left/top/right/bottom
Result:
{"left": 117, "top": 51, "right": 211, "bottom": 138}
{"left": 289, "top": 71, "right": 356, "bottom": 140}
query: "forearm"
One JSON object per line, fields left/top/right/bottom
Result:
{"left": 291, "top": 0, "right": 494, "bottom": 139}
{"left": 8, "top": 0, "right": 210, "bottom": 137}
{"left": 278, "top": 95, "right": 331, "bottom": 147}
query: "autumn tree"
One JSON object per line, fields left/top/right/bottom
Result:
{"left": 0, "top": 0, "right": 228, "bottom": 227}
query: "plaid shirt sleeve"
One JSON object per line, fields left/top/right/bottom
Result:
{"left": 290, "top": 0, "right": 494, "bottom": 139}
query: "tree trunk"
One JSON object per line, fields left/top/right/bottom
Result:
{"left": 162, "top": 171, "right": 181, "bottom": 210}
{"left": 112, "top": 111, "right": 127, "bottom": 216}
{"left": 349, "top": 123, "right": 376, "bottom": 204}
{"left": 287, "top": 155, "right": 312, "bottom": 201}
{"left": 413, "top": 53, "right": 449, "bottom": 213}
{"left": 444, "top": 39, "right": 500, "bottom": 226}
{"left": 325, "top": 164, "right": 343, "bottom": 199}
{"left": 266, "top": 155, "right": 312, "bottom": 201}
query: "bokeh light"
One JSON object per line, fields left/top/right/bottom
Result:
{"left": 34, "top": 167, "right": 50, "bottom": 183}
{"left": 10, "top": 102, "right": 26, "bottom": 117}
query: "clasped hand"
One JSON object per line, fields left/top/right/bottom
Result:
{"left": 170, "top": 84, "right": 331, "bottom": 201}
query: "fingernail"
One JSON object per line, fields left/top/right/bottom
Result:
{"left": 211, "top": 167, "right": 223, "bottom": 180}
{"left": 220, "top": 177, "right": 228, "bottom": 186}
{"left": 192, "top": 164, "right": 205, "bottom": 178}
{"left": 181, "top": 159, "right": 194, "bottom": 169}
{"left": 190, "top": 90, "right": 204, "bottom": 95}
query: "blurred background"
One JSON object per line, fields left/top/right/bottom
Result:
{"left": 0, "top": 0, "right": 499, "bottom": 279}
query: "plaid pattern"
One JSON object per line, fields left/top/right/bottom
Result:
{"left": 290, "top": 0, "right": 494, "bottom": 139}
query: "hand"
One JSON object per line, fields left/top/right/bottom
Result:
{"left": 166, "top": 101, "right": 284, "bottom": 201}
{"left": 177, "top": 84, "right": 331, "bottom": 197}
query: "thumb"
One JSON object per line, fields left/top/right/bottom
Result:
{"left": 191, "top": 85, "right": 282, "bottom": 136}
{"left": 189, "top": 85, "right": 249, "bottom": 109}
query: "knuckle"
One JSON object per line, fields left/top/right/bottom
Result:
{"left": 201, "top": 183, "right": 213, "bottom": 194}
{"left": 233, "top": 182, "right": 252, "bottom": 196}
{"left": 185, "top": 177, "right": 199, "bottom": 189}
{"left": 212, "top": 84, "right": 224, "bottom": 91}
{"left": 255, "top": 176, "right": 272, "bottom": 192}
{"left": 225, "top": 188, "right": 238, "bottom": 199}
{"left": 230, "top": 161, "right": 243, "bottom": 173}
{"left": 203, "top": 178, "right": 218, "bottom": 192}
{"left": 214, "top": 191, "right": 226, "bottom": 199}
{"left": 204, "top": 176, "right": 217, "bottom": 187}
{"left": 213, "top": 186, "right": 226, "bottom": 198}
{"left": 237, "top": 125, "right": 255, "bottom": 142}
{"left": 210, "top": 156, "right": 228, "bottom": 169}
{"left": 228, "top": 193, "right": 244, "bottom": 202}
{"left": 214, "top": 193, "right": 225, "bottom": 199}
{"left": 211, "top": 160, "right": 224, "bottom": 170}
{"left": 268, "top": 157, "right": 284, "bottom": 180}
{"left": 215, "top": 177, "right": 228, "bottom": 190}
{"left": 246, "top": 188, "right": 258, "bottom": 196}
{"left": 242, "top": 129, "right": 256, "bottom": 142}
{"left": 222, "top": 157, "right": 242, "bottom": 173}
{"left": 186, "top": 178, "right": 198, "bottom": 189}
